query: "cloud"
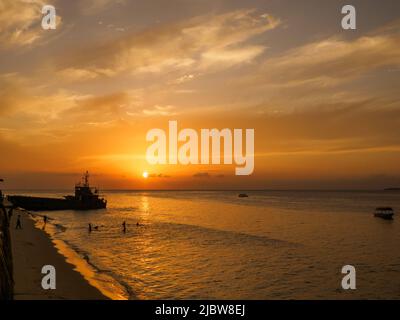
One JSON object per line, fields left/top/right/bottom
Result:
{"left": 57, "top": 10, "right": 280, "bottom": 78}
{"left": 254, "top": 21, "right": 400, "bottom": 88}
{"left": 249, "top": 99, "right": 400, "bottom": 156}
{"left": 141, "top": 105, "right": 177, "bottom": 116}
{"left": 148, "top": 173, "right": 171, "bottom": 178}
{"left": 192, "top": 172, "right": 226, "bottom": 178}
{"left": 58, "top": 68, "right": 101, "bottom": 82}
{"left": 200, "top": 46, "right": 266, "bottom": 69}
{"left": 221, "top": 20, "right": 400, "bottom": 116}
{"left": 174, "top": 74, "right": 195, "bottom": 84}
{"left": 56, "top": 92, "right": 131, "bottom": 122}
{"left": 0, "top": 74, "right": 76, "bottom": 120}
{"left": 0, "top": 0, "right": 59, "bottom": 48}
{"left": 193, "top": 172, "right": 211, "bottom": 178}
{"left": 79, "top": 0, "right": 126, "bottom": 14}
{"left": 0, "top": 73, "right": 28, "bottom": 115}
{"left": 0, "top": 77, "right": 138, "bottom": 143}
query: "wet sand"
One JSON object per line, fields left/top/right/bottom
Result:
{"left": 10, "top": 210, "right": 107, "bottom": 300}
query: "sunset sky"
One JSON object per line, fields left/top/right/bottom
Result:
{"left": 1, "top": 0, "right": 400, "bottom": 190}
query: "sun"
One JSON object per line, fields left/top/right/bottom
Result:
{"left": 142, "top": 171, "right": 149, "bottom": 179}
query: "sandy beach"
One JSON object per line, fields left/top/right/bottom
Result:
{"left": 10, "top": 210, "right": 107, "bottom": 300}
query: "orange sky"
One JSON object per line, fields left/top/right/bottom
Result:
{"left": 1, "top": 0, "right": 400, "bottom": 190}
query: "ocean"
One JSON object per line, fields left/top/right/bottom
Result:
{"left": 10, "top": 190, "right": 400, "bottom": 299}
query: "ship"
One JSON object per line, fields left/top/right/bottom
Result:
{"left": 8, "top": 172, "right": 107, "bottom": 211}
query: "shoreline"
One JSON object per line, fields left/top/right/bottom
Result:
{"left": 35, "top": 216, "right": 132, "bottom": 300}
{"left": 10, "top": 209, "right": 118, "bottom": 300}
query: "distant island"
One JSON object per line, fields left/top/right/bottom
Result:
{"left": 384, "top": 187, "right": 400, "bottom": 191}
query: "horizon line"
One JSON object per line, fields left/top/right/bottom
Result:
{"left": 3, "top": 188, "right": 396, "bottom": 192}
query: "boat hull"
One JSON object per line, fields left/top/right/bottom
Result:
{"left": 374, "top": 213, "right": 394, "bottom": 220}
{"left": 8, "top": 195, "right": 106, "bottom": 211}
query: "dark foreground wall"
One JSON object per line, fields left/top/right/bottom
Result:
{"left": 0, "top": 203, "right": 13, "bottom": 300}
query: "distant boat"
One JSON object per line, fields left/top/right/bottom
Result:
{"left": 8, "top": 171, "right": 107, "bottom": 211}
{"left": 238, "top": 193, "right": 249, "bottom": 198}
{"left": 384, "top": 187, "right": 400, "bottom": 191}
{"left": 374, "top": 207, "right": 394, "bottom": 220}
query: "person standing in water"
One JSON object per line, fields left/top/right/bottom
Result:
{"left": 16, "top": 214, "right": 22, "bottom": 230}
{"left": 88, "top": 223, "right": 92, "bottom": 233}
{"left": 122, "top": 221, "right": 127, "bottom": 233}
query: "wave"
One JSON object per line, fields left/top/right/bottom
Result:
{"left": 31, "top": 216, "right": 132, "bottom": 300}
{"left": 61, "top": 238, "right": 137, "bottom": 299}
{"left": 120, "top": 220, "right": 299, "bottom": 248}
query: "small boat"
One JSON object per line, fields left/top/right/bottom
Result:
{"left": 238, "top": 193, "right": 249, "bottom": 198}
{"left": 374, "top": 207, "right": 394, "bottom": 220}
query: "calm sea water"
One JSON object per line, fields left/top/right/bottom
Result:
{"left": 11, "top": 190, "right": 400, "bottom": 299}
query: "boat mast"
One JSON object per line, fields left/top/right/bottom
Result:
{"left": 83, "top": 171, "right": 89, "bottom": 187}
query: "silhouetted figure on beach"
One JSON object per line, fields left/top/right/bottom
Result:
{"left": 94, "top": 225, "right": 99, "bottom": 231}
{"left": 43, "top": 215, "right": 48, "bottom": 230}
{"left": 122, "top": 221, "right": 127, "bottom": 233}
{"left": 88, "top": 223, "right": 92, "bottom": 233}
{"left": 136, "top": 222, "right": 140, "bottom": 227}
{"left": 16, "top": 215, "right": 22, "bottom": 230}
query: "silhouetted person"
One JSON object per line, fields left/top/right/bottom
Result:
{"left": 94, "top": 226, "right": 99, "bottom": 231}
{"left": 122, "top": 221, "right": 127, "bottom": 233}
{"left": 136, "top": 222, "right": 140, "bottom": 227}
{"left": 43, "top": 215, "right": 48, "bottom": 230}
{"left": 16, "top": 215, "right": 22, "bottom": 230}
{"left": 88, "top": 223, "right": 92, "bottom": 233}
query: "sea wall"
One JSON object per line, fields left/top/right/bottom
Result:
{"left": 0, "top": 202, "right": 13, "bottom": 300}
